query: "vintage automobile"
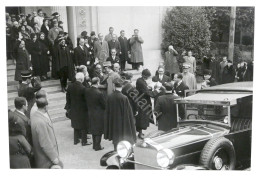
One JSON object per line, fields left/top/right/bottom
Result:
{"left": 100, "top": 82, "right": 252, "bottom": 170}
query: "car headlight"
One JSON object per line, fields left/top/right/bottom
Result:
{"left": 156, "top": 149, "right": 175, "bottom": 168}
{"left": 117, "top": 141, "right": 132, "bottom": 158}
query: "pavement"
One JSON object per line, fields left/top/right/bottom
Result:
{"left": 53, "top": 119, "right": 157, "bottom": 169}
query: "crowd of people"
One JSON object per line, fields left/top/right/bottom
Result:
{"left": 7, "top": 9, "right": 254, "bottom": 169}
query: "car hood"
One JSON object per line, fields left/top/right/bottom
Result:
{"left": 148, "top": 124, "right": 228, "bottom": 150}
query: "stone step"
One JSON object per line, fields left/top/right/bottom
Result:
{"left": 8, "top": 85, "right": 62, "bottom": 100}
{"left": 7, "top": 80, "right": 60, "bottom": 93}
{"left": 48, "top": 107, "right": 66, "bottom": 115}
{"left": 7, "top": 70, "right": 15, "bottom": 76}
{"left": 7, "top": 65, "right": 15, "bottom": 70}
{"left": 7, "top": 60, "right": 14, "bottom": 65}
{"left": 50, "top": 112, "right": 67, "bottom": 123}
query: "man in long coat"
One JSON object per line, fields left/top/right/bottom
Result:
{"left": 53, "top": 38, "right": 75, "bottom": 92}
{"left": 65, "top": 73, "right": 91, "bottom": 146}
{"left": 154, "top": 85, "right": 180, "bottom": 131}
{"left": 135, "top": 69, "right": 161, "bottom": 139}
{"left": 129, "top": 29, "right": 144, "bottom": 70}
{"left": 85, "top": 77, "right": 106, "bottom": 151}
{"left": 164, "top": 45, "right": 180, "bottom": 75}
{"left": 94, "top": 33, "right": 109, "bottom": 65}
{"left": 104, "top": 78, "right": 137, "bottom": 150}
{"left": 118, "top": 30, "right": 129, "bottom": 71}
{"left": 31, "top": 98, "right": 63, "bottom": 168}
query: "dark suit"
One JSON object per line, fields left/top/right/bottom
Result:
{"left": 13, "top": 110, "right": 32, "bottom": 145}
{"left": 154, "top": 93, "right": 180, "bottom": 131}
{"left": 73, "top": 45, "right": 89, "bottom": 66}
{"left": 118, "top": 36, "right": 129, "bottom": 70}
{"left": 136, "top": 77, "right": 159, "bottom": 131}
{"left": 108, "top": 40, "right": 121, "bottom": 56}
{"left": 152, "top": 74, "right": 171, "bottom": 86}
{"left": 65, "top": 81, "right": 89, "bottom": 144}
{"left": 85, "top": 87, "right": 106, "bottom": 150}
{"left": 173, "top": 81, "right": 189, "bottom": 97}
{"left": 30, "top": 110, "right": 60, "bottom": 168}
{"left": 106, "top": 56, "right": 120, "bottom": 65}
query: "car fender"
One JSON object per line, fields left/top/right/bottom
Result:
{"left": 100, "top": 151, "right": 120, "bottom": 167}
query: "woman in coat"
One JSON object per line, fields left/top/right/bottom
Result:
{"left": 9, "top": 111, "right": 33, "bottom": 169}
{"left": 27, "top": 33, "right": 42, "bottom": 77}
{"left": 38, "top": 32, "right": 51, "bottom": 80}
{"left": 14, "top": 40, "right": 31, "bottom": 82}
{"left": 40, "top": 19, "right": 50, "bottom": 38}
{"left": 135, "top": 69, "right": 160, "bottom": 139}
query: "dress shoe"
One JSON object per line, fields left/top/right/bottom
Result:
{"left": 74, "top": 140, "right": 80, "bottom": 145}
{"left": 82, "top": 142, "right": 92, "bottom": 146}
{"left": 94, "top": 147, "right": 104, "bottom": 151}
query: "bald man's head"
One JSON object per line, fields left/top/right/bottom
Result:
{"left": 36, "top": 97, "right": 48, "bottom": 109}
{"left": 36, "top": 90, "right": 47, "bottom": 100}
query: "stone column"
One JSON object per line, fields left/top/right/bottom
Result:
{"left": 90, "top": 6, "right": 99, "bottom": 33}
{"left": 66, "top": 6, "right": 77, "bottom": 47}
{"left": 50, "top": 6, "right": 68, "bottom": 32}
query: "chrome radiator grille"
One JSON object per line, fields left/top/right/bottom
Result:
{"left": 133, "top": 145, "right": 159, "bottom": 169}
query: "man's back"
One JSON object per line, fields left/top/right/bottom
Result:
{"left": 155, "top": 94, "right": 179, "bottom": 131}
{"left": 30, "top": 111, "right": 58, "bottom": 168}
{"left": 104, "top": 91, "right": 136, "bottom": 145}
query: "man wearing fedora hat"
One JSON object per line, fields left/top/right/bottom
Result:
{"left": 182, "top": 63, "right": 197, "bottom": 90}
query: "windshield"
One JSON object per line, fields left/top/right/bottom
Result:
{"left": 179, "top": 104, "right": 230, "bottom": 125}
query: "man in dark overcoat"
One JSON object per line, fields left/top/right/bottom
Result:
{"left": 135, "top": 69, "right": 161, "bottom": 139}
{"left": 65, "top": 72, "right": 91, "bottom": 146}
{"left": 154, "top": 85, "right": 180, "bottom": 131}
{"left": 118, "top": 30, "right": 129, "bottom": 71}
{"left": 104, "top": 78, "right": 137, "bottom": 150}
{"left": 53, "top": 38, "right": 75, "bottom": 92}
{"left": 85, "top": 77, "right": 106, "bottom": 151}
{"left": 73, "top": 38, "right": 89, "bottom": 67}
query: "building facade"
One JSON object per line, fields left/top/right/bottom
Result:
{"left": 22, "top": 6, "right": 167, "bottom": 51}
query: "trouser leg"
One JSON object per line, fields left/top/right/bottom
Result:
{"left": 95, "top": 135, "right": 102, "bottom": 149}
{"left": 74, "top": 129, "right": 80, "bottom": 144}
{"left": 92, "top": 135, "right": 96, "bottom": 149}
{"left": 60, "top": 67, "right": 68, "bottom": 89}
{"left": 81, "top": 129, "right": 87, "bottom": 145}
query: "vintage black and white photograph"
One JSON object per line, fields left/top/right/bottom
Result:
{"left": 2, "top": 0, "right": 257, "bottom": 172}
